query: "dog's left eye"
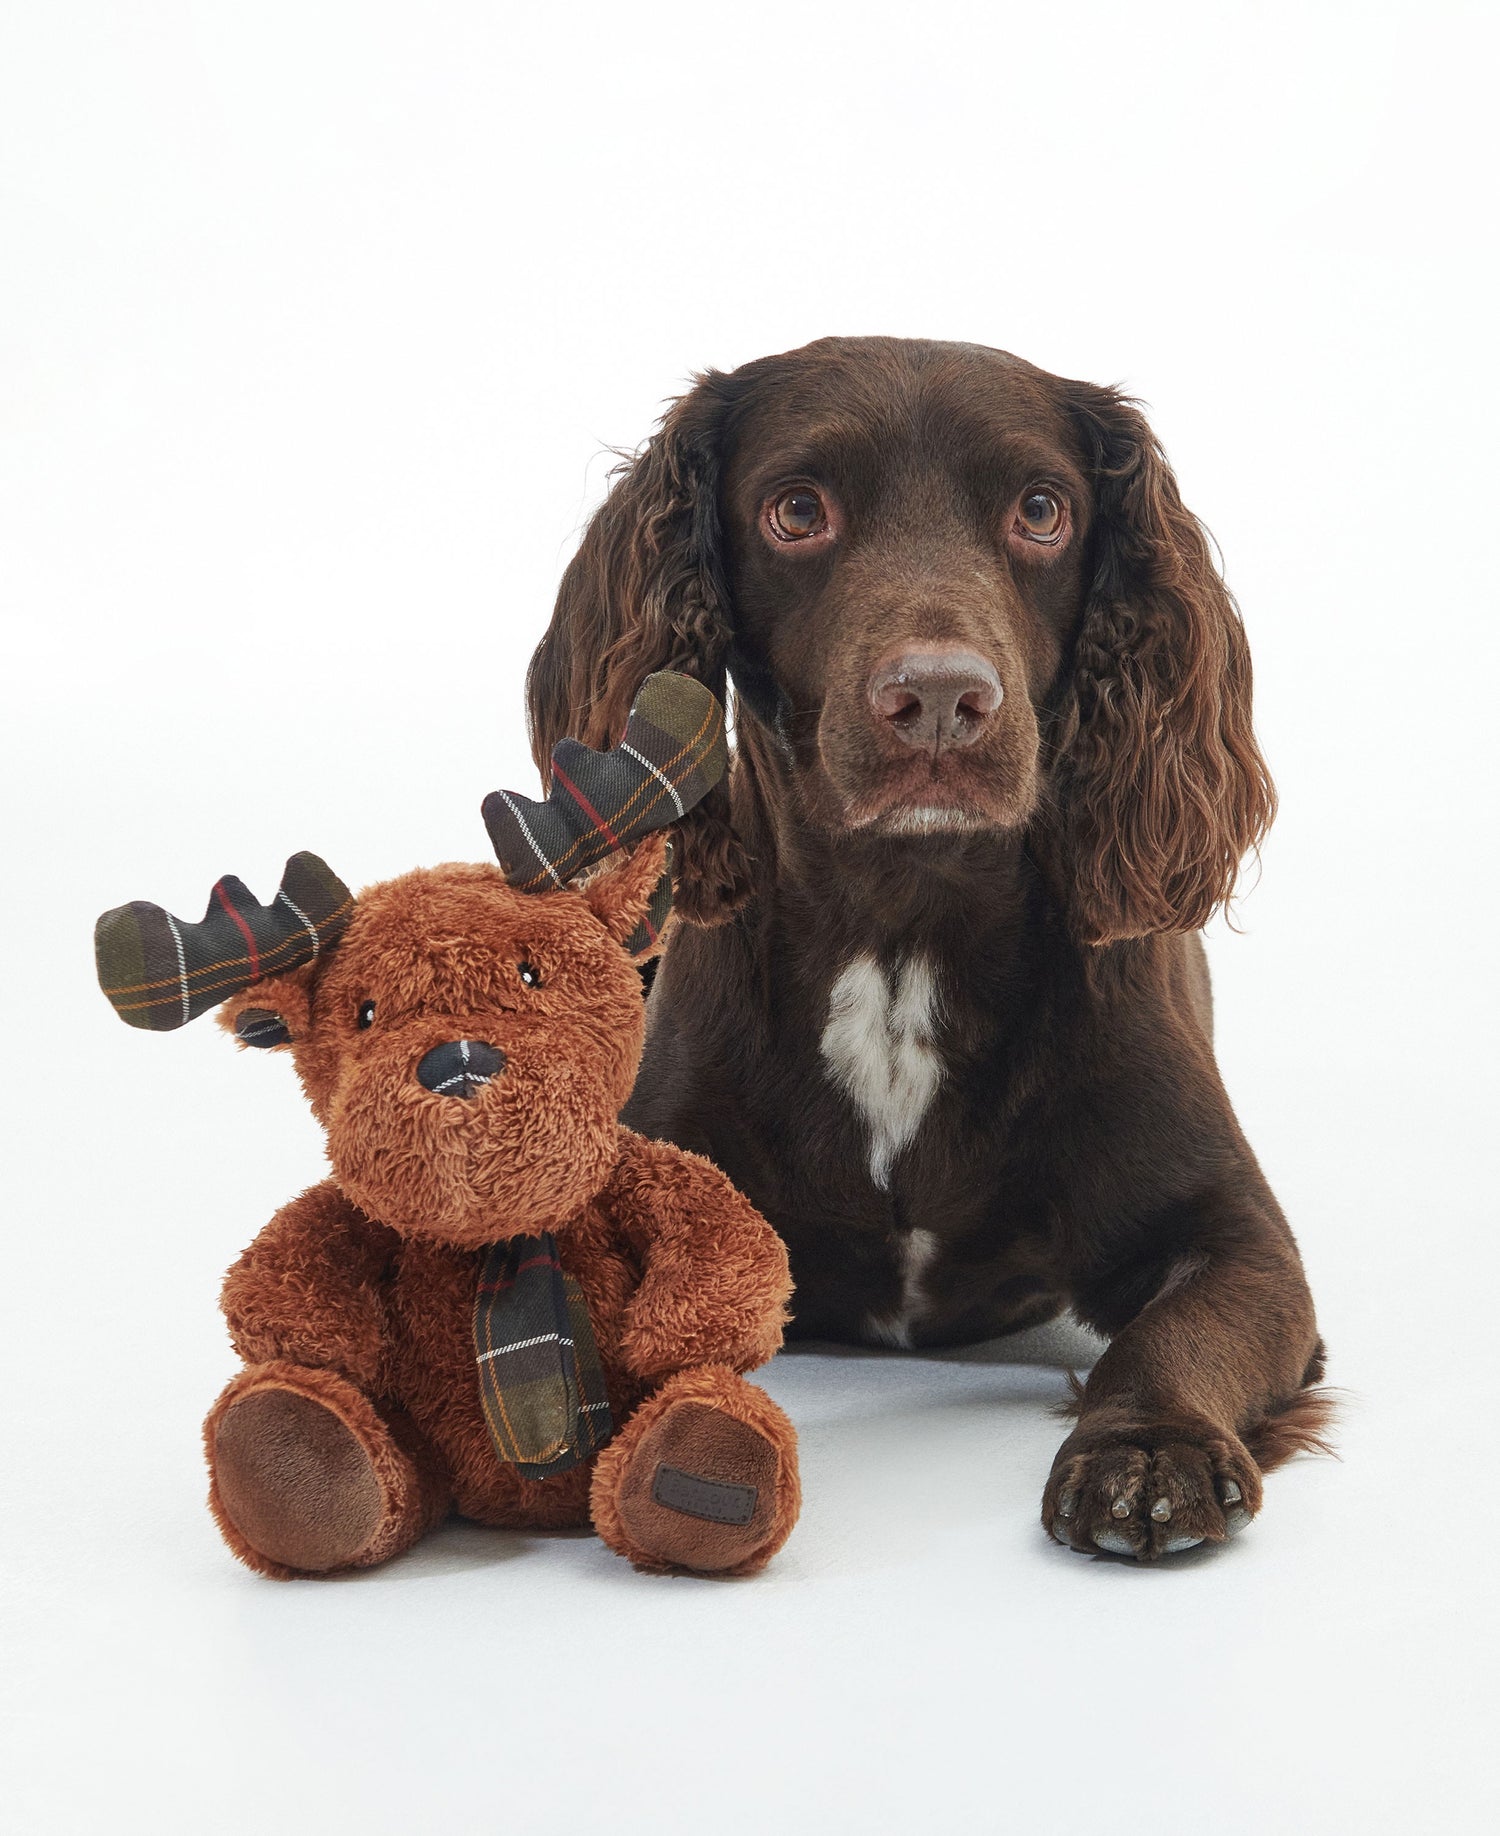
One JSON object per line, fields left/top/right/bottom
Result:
{"left": 518, "top": 961, "right": 542, "bottom": 988}
{"left": 1015, "top": 490, "right": 1066, "bottom": 543}
{"left": 768, "top": 488, "right": 829, "bottom": 541}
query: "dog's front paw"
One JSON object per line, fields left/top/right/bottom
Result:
{"left": 1042, "top": 1418, "right": 1260, "bottom": 1560}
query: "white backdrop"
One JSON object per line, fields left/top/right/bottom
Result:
{"left": 4, "top": 4, "right": 1497, "bottom": 1832}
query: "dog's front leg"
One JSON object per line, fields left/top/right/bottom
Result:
{"left": 1043, "top": 1216, "right": 1328, "bottom": 1559}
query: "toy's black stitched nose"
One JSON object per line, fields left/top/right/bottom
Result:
{"left": 415, "top": 1040, "right": 505, "bottom": 1098}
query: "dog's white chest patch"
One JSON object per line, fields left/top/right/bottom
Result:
{"left": 864, "top": 1228, "right": 941, "bottom": 1350}
{"left": 819, "top": 952, "right": 945, "bottom": 1191}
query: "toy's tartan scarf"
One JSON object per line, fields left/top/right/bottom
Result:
{"left": 472, "top": 1233, "right": 613, "bottom": 1478}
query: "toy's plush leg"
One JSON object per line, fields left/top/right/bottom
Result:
{"left": 204, "top": 1361, "right": 451, "bottom": 1579}
{"left": 591, "top": 1364, "right": 800, "bottom": 1577}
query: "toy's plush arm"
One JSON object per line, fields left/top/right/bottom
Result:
{"left": 221, "top": 1180, "right": 398, "bottom": 1393}
{"left": 606, "top": 1130, "right": 792, "bottom": 1383}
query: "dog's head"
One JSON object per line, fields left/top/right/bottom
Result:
{"left": 527, "top": 337, "right": 1274, "bottom": 943}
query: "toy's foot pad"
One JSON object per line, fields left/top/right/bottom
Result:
{"left": 617, "top": 1401, "right": 780, "bottom": 1572}
{"left": 213, "top": 1386, "right": 382, "bottom": 1573}
{"left": 651, "top": 1463, "right": 757, "bottom": 1525}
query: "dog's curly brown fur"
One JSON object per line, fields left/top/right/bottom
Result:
{"left": 197, "top": 836, "right": 798, "bottom": 1578}
{"left": 527, "top": 335, "right": 1330, "bottom": 1561}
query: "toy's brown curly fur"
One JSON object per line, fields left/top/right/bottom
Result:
{"left": 199, "top": 835, "right": 798, "bottom": 1578}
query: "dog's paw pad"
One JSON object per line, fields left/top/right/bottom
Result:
{"left": 1043, "top": 1427, "right": 1261, "bottom": 1561}
{"left": 1093, "top": 1530, "right": 1136, "bottom": 1556}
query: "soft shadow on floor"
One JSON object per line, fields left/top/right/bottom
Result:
{"left": 780, "top": 1312, "right": 1106, "bottom": 1371}
{"left": 337, "top": 1519, "right": 595, "bottom": 1583}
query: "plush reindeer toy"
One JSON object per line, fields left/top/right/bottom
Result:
{"left": 95, "top": 675, "right": 800, "bottom": 1579}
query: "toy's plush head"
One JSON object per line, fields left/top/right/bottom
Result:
{"left": 216, "top": 842, "right": 666, "bottom": 1246}
{"left": 96, "top": 672, "right": 728, "bottom": 1248}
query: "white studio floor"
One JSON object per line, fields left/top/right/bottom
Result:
{"left": 5, "top": 1257, "right": 1494, "bottom": 1834}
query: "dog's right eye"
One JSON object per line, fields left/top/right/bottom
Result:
{"left": 1014, "top": 489, "right": 1067, "bottom": 545}
{"left": 768, "top": 487, "right": 829, "bottom": 542}
{"left": 357, "top": 1000, "right": 376, "bottom": 1029}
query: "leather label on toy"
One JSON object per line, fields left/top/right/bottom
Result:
{"left": 651, "top": 1463, "right": 758, "bottom": 1526}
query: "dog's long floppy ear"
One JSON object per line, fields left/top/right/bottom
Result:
{"left": 526, "top": 377, "right": 750, "bottom": 927}
{"left": 1049, "top": 384, "right": 1276, "bottom": 944}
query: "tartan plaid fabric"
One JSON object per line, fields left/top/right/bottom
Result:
{"left": 95, "top": 852, "right": 354, "bottom": 1031}
{"left": 481, "top": 671, "right": 727, "bottom": 897}
{"left": 472, "top": 1232, "right": 614, "bottom": 1479}
{"left": 621, "top": 842, "right": 677, "bottom": 960}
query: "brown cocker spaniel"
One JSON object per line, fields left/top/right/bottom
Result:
{"left": 526, "top": 336, "right": 1332, "bottom": 1560}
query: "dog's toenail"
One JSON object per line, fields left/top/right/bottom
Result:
{"left": 1150, "top": 1498, "right": 1171, "bottom": 1522}
{"left": 1225, "top": 1508, "right": 1252, "bottom": 1536}
{"left": 1163, "top": 1534, "right": 1203, "bottom": 1554}
{"left": 1059, "top": 1490, "right": 1076, "bottom": 1518}
{"left": 1093, "top": 1531, "right": 1136, "bottom": 1556}
{"left": 1111, "top": 1497, "right": 1131, "bottom": 1518}
{"left": 1220, "top": 1479, "right": 1242, "bottom": 1505}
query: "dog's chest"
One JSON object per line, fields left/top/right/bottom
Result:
{"left": 818, "top": 952, "right": 947, "bottom": 1345}
{"left": 819, "top": 951, "right": 946, "bottom": 1191}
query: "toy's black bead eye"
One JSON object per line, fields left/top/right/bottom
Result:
{"left": 518, "top": 962, "right": 541, "bottom": 989}
{"left": 357, "top": 1000, "right": 376, "bottom": 1029}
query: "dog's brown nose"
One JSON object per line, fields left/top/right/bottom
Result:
{"left": 868, "top": 650, "right": 1003, "bottom": 751}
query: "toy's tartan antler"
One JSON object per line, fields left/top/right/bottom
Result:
{"left": 95, "top": 852, "right": 354, "bottom": 1031}
{"left": 482, "top": 671, "right": 728, "bottom": 896}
